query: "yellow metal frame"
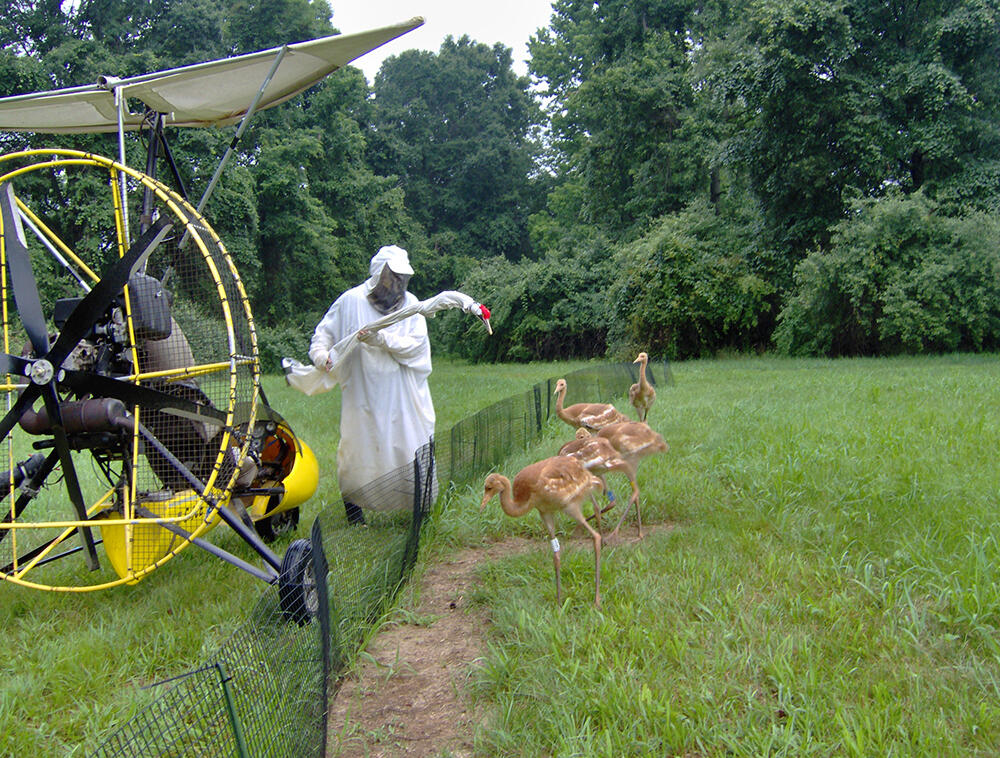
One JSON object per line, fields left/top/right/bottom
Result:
{"left": 0, "top": 149, "right": 261, "bottom": 591}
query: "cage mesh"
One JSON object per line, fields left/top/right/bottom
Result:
{"left": 0, "top": 150, "right": 259, "bottom": 589}
{"left": 87, "top": 360, "right": 670, "bottom": 756}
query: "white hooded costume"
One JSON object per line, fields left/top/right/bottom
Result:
{"left": 307, "top": 246, "right": 434, "bottom": 510}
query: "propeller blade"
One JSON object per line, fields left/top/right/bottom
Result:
{"left": 0, "top": 383, "right": 41, "bottom": 444}
{"left": 37, "top": 384, "right": 100, "bottom": 570}
{"left": 1, "top": 183, "right": 50, "bottom": 356}
{"left": 0, "top": 351, "right": 31, "bottom": 379}
{"left": 47, "top": 217, "right": 172, "bottom": 368}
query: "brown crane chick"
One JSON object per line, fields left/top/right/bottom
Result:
{"left": 558, "top": 428, "right": 635, "bottom": 531}
{"left": 629, "top": 351, "right": 656, "bottom": 423}
{"left": 553, "top": 378, "right": 628, "bottom": 431}
{"left": 596, "top": 421, "right": 669, "bottom": 539}
{"left": 481, "top": 455, "right": 605, "bottom": 607}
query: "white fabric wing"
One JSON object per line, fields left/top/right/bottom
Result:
{"left": 0, "top": 19, "right": 424, "bottom": 133}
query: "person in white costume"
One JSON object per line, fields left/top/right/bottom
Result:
{"left": 309, "top": 245, "right": 434, "bottom": 523}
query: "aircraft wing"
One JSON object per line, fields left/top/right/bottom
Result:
{"left": 0, "top": 18, "right": 424, "bottom": 134}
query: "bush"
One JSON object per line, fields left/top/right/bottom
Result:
{"left": 255, "top": 317, "right": 318, "bottom": 373}
{"left": 775, "top": 191, "right": 1000, "bottom": 356}
{"left": 432, "top": 244, "right": 614, "bottom": 362}
{"left": 606, "top": 200, "right": 776, "bottom": 359}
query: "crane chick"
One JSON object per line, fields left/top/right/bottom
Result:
{"left": 553, "top": 378, "right": 628, "bottom": 431}
{"left": 481, "top": 455, "right": 605, "bottom": 607}
{"left": 597, "top": 421, "right": 668, "bottom": 539}
{"left": 629, "top": 351, "right": 656, "bottom": 422}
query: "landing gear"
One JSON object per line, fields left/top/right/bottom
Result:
{"left": 278, "top": 538, "right": 319, "bottom": 625}
{"left": 255, "top": 506, "right": 300, "bottom": 543}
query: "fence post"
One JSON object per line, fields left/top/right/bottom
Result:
{"left": 310, "top": 519, "right": 331, "bottom": 757}
{"left": 402, "top": 450, "right": 423, "bottom": 576}
{"left": 533, "top": 384, "right": 542, "bottom": 432}
{"left": 216, "top": 662, "right": 249, "bottom": 758}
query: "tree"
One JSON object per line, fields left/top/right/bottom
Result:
{"left": 224, "top": 0, "right": 334, "bottom": 53}
{"left": 249, "top": 64, "right": 430, "bottom": 322}
{"left": 368, "top": 35, "right": 545, "bottom": 270}
{"left": 436, "top": 244, "right": 616, "bottom": 362}
{"left": 529, "top": 0, "right": 711, "bottom": 238}
{"left": 607, "top": 199, "right": 775, "bottom": 359}
{"left": 774, "top": 191, "right": 1000, "bottom": 356}
{"left": 720, "top": 0, "right": 1000, "bottom": 262}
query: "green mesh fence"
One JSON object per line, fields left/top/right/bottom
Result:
{"left": 88, "top": 360, "right": 670, "bottom": 756}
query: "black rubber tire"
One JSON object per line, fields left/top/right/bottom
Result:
{"left": 255, "top": 506, "right": 300, "bottom": 543}
{"left": 278, "top": 538, "right": 319, "bottom": 625}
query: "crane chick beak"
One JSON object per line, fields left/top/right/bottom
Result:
{"left": 480, "top": 491, "right": 493, "bottom": 511}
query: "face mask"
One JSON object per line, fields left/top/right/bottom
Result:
{"left": 368, "top": 268, "right": 410, "bottom": 313}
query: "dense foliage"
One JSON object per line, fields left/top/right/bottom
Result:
{"left": 775, "top": 191, "right": 1000, "bottom": 355}
{"left": 3, "top": 0, "right": 999, "bottom": 363}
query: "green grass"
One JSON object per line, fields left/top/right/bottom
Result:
{"left": 433, "top": 354, "right": 1000, "bottom": 757}
{"left": 3, "top": 354, "right": 999, "bottom": 756}
{"left": 0, "top": 358, "right": 585, "bottom": 755}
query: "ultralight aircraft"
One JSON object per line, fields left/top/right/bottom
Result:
{"left": 0, "top": 17, "right": 425, "bottom": 621}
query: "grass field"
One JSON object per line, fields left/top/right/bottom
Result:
{"left": 0, "top": 358, "right": 586, "bottom": 755}
{"left": 426, "top": 353, "right": 1000, "bottom": 756}
{"left": 2, "top": 354, "right": 999, "bottom": 756}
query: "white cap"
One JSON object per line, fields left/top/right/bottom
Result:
{"left": 369, "top": 245, "right": 414, "bottom": 277}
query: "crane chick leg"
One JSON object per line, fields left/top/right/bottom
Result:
{"left": 609, "top": 482, "right": 642, "bottom": 540}
{"left": 590, "top": 476, "right": 612, "bottom": 531}
{"left": 586, "top": 487, "right": 617, "bottom": 525}
{"left": 541, "top": 513, "right": 562, "bottom": 606}
{"left": 564, "top": 502, "right": 602, "bottom": 608}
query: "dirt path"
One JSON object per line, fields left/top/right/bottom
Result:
{"left": 326, "top": 527, "right": 668, "bottom": 757}
{"left": 325, "top": 537, "right": 531, "bottom": 757}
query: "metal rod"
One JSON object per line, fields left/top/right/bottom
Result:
{"left": 16, "top": 209, "right": 92, "bottom": 291}
{"left": 139, "top": 111, "right": 163, "bottom": 236}
{"left": 114, "top": 87, "right": 131, "bottom": 244}
{"left": 217, "top": 663, "right": 251, "bottom": 758}
{"left": 195, "top": 45, "right": 289, "bottom": 215}
{"left": 15, "top": 196, "right": 100, "bottom": 284}
{"left": 0, "top": 537, "right": 105, "bottom": 574}
{"left": 133, "top": 421, "right": 283, "bottom": 572}
{"left": 212, "top": 501, "right": 283, "bottom": 572}
{"left": 133, "top": 505, "right": 278, "bottom": 583}
{"left": 156, "top": 119, "right": 189, "bottom": 201}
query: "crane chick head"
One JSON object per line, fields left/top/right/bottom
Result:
{"left": 634, "top": 351, "right": 648, "bottom": 364}
{"left": 481, "top": 473, "right": 506, "bottom": 511}
{"left": 554, "top": 378, "right": 567, "bottom": 395}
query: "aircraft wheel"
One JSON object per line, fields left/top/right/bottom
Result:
{"left": 255, "top": 506, "right": 300, "bottom": 543}
{"left": 278, "top": 538, "right": 319, "bottom": 625}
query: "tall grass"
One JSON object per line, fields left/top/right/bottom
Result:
{"left": 3, "top": 355, "right": 998, "bottom": 756}
{"left": 450, "top": 354, "right": 1000, "bottom": 756}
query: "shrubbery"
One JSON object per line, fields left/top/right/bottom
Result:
{"left": 256, "top": 320, "right": 316, "bottom": 373}
{"left": 775, "top": 192, "right": 1000, "bottom": 356}
{"left": 606, "top": 200, "right": 776, "bottom": 359}
{"left": 433, "top": 243, "right": 615, "bottom": 362}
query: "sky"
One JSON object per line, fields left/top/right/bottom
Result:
{"left": 328, "top": 0, "right": 556, "bottom": 82}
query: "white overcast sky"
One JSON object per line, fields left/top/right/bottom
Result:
{"left": 329, "top": 1, "right": 556, "bottom": 81}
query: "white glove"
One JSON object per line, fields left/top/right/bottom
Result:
{"left": 310, "top": 349, "right": 331, "bottom": 371}
{"left": 357, "top": 329, "right": 386, "bottom": 349}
